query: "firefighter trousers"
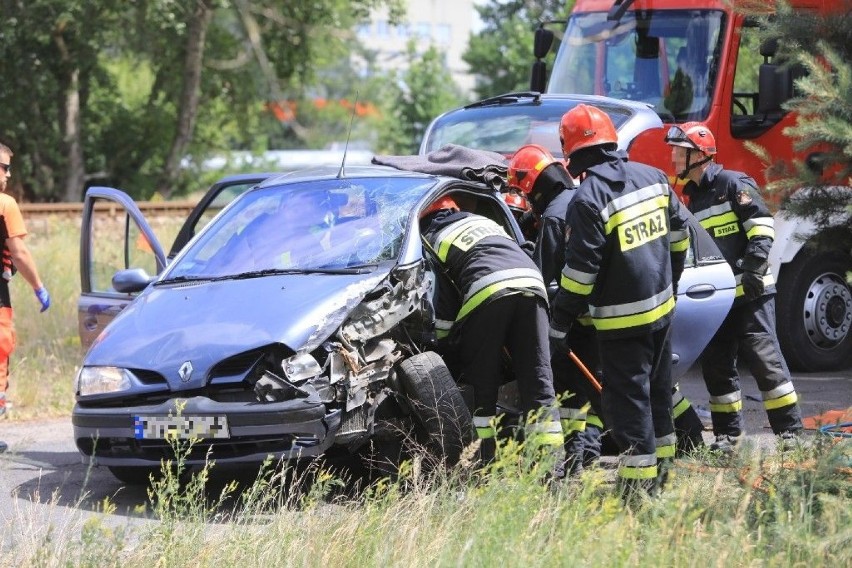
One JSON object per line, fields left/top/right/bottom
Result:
{"left": 552, "top": 325, "right": 602, "bottom": 469}
{"left": 457, "top": 294, "right": 561, "bottom": 447}
{"left": 700, "top": 294, "right": 802, "bottom": 436}
{"left": 599, "top": 324, "right": 675, "bottom": 485}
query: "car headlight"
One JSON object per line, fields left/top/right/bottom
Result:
{"left": 76, "top": 366, "right": 133, "bottom": 396}
{"left": 282, "top": 353, "right": 322, "bottom": 383}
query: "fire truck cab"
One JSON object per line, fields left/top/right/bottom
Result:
{"left": 531, "top": 0, "right": 851, "bottom": 371}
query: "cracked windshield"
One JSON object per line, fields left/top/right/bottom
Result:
{"left": 549, "top": 10, "right": 724, "bottom": 121}
{"left": 167, "top": 178, "right": 436, "bottom": 278}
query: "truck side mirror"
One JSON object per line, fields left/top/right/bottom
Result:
{"left": 757, "top": 37, "right": 793, "bottom": 114}
{"left": 758, "top": 64, "right": 791, "bottom": 113}
{"left": 530, "top": 60, "right": 548, "bottom": 92}
{"left": 533, "top": 27, "right": 554, "bottom": 59}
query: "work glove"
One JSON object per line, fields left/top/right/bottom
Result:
{"left": 520, "top": 240, "right": 536, "bottom": 257}
{"left": 549, "top": 319, "right": 573, "bottom": 355}
{"left": 34, "top": 286, "right": 50, "bottom": 312}
{"left": 739, "top": 256, "right": 768, "bottom": 301}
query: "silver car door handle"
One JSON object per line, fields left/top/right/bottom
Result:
{"left": 685, "top": 284, "right": 716, "bottom": 299}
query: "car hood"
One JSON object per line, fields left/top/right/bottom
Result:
{"left": 85, "top": 269, "right": 390, "bottom": 389}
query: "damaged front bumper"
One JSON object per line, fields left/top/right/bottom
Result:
{"left": 72, "top": 395, "right": 341, "bottom": 467}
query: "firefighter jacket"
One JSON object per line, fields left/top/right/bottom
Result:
{"left": 422, "top": 210, "right": 548, "bottom": 339}
{"left": 534, "top": 188, "right": 575, "bottom": 287}
{"left": 552, "top": 150, "right": 691, "bottom": 338}
{"left": 682, "top": 163, "right": 775, "bottom": 301}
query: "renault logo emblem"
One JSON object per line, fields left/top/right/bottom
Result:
{"left": 178, "top": 361, "right": 194, "bottom": 383}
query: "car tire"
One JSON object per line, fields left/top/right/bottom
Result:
{"left": 776, "top": 249, "right": 852, "bottom": 371}
{"left": 396, "top": 351, "right": 473, "bottom": 466}
{"left": 107, "top": 465, "right": 163, "bottom": 485}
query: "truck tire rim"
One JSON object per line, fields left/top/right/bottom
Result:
{"left": 802, "top": 271, "right": 852, "bottom": 349}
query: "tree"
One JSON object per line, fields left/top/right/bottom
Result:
{"left": 753, "top": 1, "right": 852, "bottom": 252}
{"left": 463, "top": 0, "right": 572, "bottom": 100}
{"left": 375, "top": 42, "right": 464, "bottom": 155}
{"left": 0, "top": 0, "right": 399, "bottom": 201}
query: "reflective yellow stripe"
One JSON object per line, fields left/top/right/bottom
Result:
{"left": 764, "top": 391, "right": 798, "bottom": 410}
{"left": 746, "top": 225, "right": 775, "bottom": 239}
{"left": 710, "top": 400, "right": 743, "bottom": 413}
{"left": 656, "top": 434, "right": 677, "bottom": 459}
{"left": 672, "top": 396, "right": 691, "bottom": 419}
{"left": 618, "top": 464, "right": 658, "bottom": 480}
{"left": 670, "top": 234, "right": 690, "bottom": 252}
{"left": 743, "top": 217, "right": 774, "bottom": 240}
{"left": 603, "top": 195, "right": 669, "bottom": 235}
{"left": 656, "top": 444, "right": 676, "bottom": 459}
{"left": 436, "top": 329, "right": 449, "bottom": 339}
{"left": 474, "top": 416, "right": 496, "bottom": 439}
{"left": 476, "top": 427, "right": 495, "bottom": 439}
{"left": 593, "top": 295, "right": 675, "bottom": 331}
{"left": 560, "top": 272, "right": 594, "bottom": 295}
{"left": 457, "top": 276, "right": 544, "bottom": 321}
{"left": 435, "top": 217, "right": 511, "bottom": 261}
{"left": 698, "top": 210, "right": 739, "bottom": 230}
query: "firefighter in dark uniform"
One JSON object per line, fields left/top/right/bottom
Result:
{"left": 507, "top": 144, "right": 602, "bottom": 474}
{"left": 550, "top": 104, "right": 691, "bottom": 497}
{"left": 665, "top": 123, "right": 803, "bottom": 453}
{"left": 420, "top": 195, "right": 564, "bottom": 464}
{"left": 509, "top": 144, "right": 705, "bottom": 473}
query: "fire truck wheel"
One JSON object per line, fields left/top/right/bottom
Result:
{"left": 776, "top": 249, "right": 852, "bottom": 371}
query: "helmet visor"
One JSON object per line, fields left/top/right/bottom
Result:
{"left": 665, "top": 125, "right": 692, "bottom": 146}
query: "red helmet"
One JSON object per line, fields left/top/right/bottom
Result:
{"left": 421, "top": 195, "right": 459, "bottom": 218}
{"left": 503, "top": 190, "right": 531, "bottom": 217}
{"left": 664, "top": 122, "right": 717, "bottom": 155}
{"left": 508, "top": 144, "right": 556, "bottom": 195}
{"left": 559, "top": 104, "right": 618, "bottom": 158}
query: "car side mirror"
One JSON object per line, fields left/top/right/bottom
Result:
{"left": 112, "top": 268, "right": 156, "bottom": 294}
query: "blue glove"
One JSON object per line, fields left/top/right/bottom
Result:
{"left": 34, "top": 287, "right": 50, "bottom": 312}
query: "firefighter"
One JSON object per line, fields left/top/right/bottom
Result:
{"left": 550, "top": 104, "right": 691, "bottom": 498}
{"left": 420, "top": 195, "right": 564, "bottom": 467}
{"left": 509, "top": 144, "right": 705, "bottom": 473}
{"left": 507, "top": 144, "right": 601, "bottom": 474}
{"left": 665, "top": 123, "right": 803, "bottom": 453}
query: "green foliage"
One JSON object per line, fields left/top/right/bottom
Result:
{"left": 463, "top": 0, "right": 573, "bottom": 99}
{"left": 0, "top": 0, "right": 398, "bottom": 201}
{"left": 375, "top": 42, "right": 464, "bottom": 154}
{"left": 4, "top": 428, "right": 852, "bottom": 565}
{"left": 754, "top": 1, "right": 852, "bottom": 250}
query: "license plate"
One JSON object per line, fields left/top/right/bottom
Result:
{"left": 134, "top": 415, "right": 230, "bottom": 440}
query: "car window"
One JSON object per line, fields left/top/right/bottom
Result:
{"left": 166, "top": 177, "right": 437, "bottom": 278}
{"left": 89, "top": 199, "right": 161, "bottom": 293}
{"left": 193, "top": 181, "right": 258, "bottom": 237}
{"left": 423, "top": 102, "right": 632, "bottom": 158}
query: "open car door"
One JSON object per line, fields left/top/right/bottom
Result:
{"left": 78, "top": 187, "right": 166, "bottom": 351}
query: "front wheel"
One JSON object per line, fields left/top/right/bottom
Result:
{"left": 776, "top": 250, "right": 852, "bottom": 371}
{"left": 396, "top": 351, "right": 473, "bottom": 466}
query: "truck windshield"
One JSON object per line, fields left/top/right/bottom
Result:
{"left": 548, "top": 10, "right": 725, "bottom": 122}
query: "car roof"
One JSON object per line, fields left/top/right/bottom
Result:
{"left": 420, "top": 91, "right": 662, "bottom": 158}
{"left": 257, "top": 164, "right": 445, "bottom": 188}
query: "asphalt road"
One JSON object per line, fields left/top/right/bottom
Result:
{"left": 0, "top": 365, "right": 849, "bottom": 536}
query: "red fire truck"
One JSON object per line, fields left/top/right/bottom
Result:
{"left": 530, "top": 0, "right": 851, "bottom": 370}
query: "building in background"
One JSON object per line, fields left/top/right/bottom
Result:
{"left": 357, "top": 0, "right": 476, "bottom": 94}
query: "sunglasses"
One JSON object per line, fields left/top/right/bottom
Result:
{"left": 0, "top": 163, "right": 10, "bottom": 174}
